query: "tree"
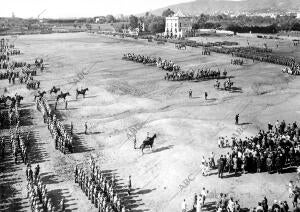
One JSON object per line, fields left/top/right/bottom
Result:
{"left": 113, "top": 22, "right": 125, "bottom": 32}
{"left": 106, "top": 15, "right": 116, "bottom": 23}
{"left": 162, "top": 8, "right": 175, "bottom": 17}
{"left": 129, "top": 15, "right": 139, "bottom": 29}
{"left": 148, "top": 16, "right": 165, "bottom": 34}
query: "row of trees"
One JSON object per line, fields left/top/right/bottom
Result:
{"left": 191, "top": 13, "right": 300, "bottom": 33}
{"left": 108, "top": 10, "right": 169, "bottom": 34}
{"left": 98, "top": 9, "right": 300, "bottom": 35}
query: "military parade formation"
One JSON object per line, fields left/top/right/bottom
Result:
{"left": 1, "top": 24, "right": 300, "bottom": 212}
{"left": 35, "top": 97, "right": 74, "bottom": 154}
{"left": 74, "top": 159, "right": 128, "bottom": 212}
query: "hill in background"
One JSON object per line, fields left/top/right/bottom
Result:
{"left": 147, "top": 0, "right": 300, "bottom": 16}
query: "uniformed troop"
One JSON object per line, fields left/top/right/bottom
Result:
{"left": 26, "top": 164, "right": 65, "bottom": 212}
{"left": 10, "top": 127, "right": 29, "bottom": 165}
{"left": 36, "top": 97, "right": 74, "bottom": 154}
{"left": 207, "top": 46, "right": 300, "bottom": 75}
{"left": 74, "top": 159, "right": 127, "bottom": 212}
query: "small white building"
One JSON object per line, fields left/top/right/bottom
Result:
{"left": 164, "top": 10, "right": 192, "bottom": 38}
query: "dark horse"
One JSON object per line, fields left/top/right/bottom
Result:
{"left": 76, "top": 88, "right": 88, "bottom": 99}
{"left": 57, "top": 92, "right": 70, "bottom": 102}
{"left": 50, "top": 86, "right": 60, "bottom": 95}
{"left": 34, "top": 91, "right": 46, "bottom": 100}
{"left": 140, "top": 134, "right": 157, "bottom": 154}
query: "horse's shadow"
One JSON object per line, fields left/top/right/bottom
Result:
{"left": 229, "top": 87, "right": 243, "bottom": 93}
{"left": 151, "top": 145, "right": 174, "bottom": 154}
{"left": 206, "top": 98, "right": 217, "bottom": 101}
{"left": 78, "top": 95, "right": 97, "bottom": 99}
{"left": 238, "top": 122, "right": 252, "bottom": 126}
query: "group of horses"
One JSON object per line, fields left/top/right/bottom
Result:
{"left": 282, "top": 67, "right": 300, "bottom": 75}
{"left": 122, "top": 53, "right": 157, "bottom": 65}
{"left": 48, "top": 86, "right": 88, "bottom": 102}
{"left": 231, "top": 59, "right": 244, "bottom": 66}
{"left": 175, "top": 43, "right": 186, "bottom": 50}
{"left": 202, "top": 49, "right": 211, "bottom": 55}
{"left": 164, "top": 69, "right": 227, "bottom": 81}
{"left": 122, "top": 53, "right": 181, "bottom": 72}
{"left": 214, "top": 79, "right": 234, "bottom": 90}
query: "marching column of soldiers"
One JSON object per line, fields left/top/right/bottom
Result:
{"left": 36, "top": 97, "right": 73, "bottom": 154}
{"left": 74, "top": 159, "right": 127, "bottom": 212}
{"left": 26, "top": 164, "right": 65, "bottom": 212}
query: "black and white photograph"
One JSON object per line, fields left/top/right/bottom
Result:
{"left": 0, "top": 0, "right": 300, "bottom": 211}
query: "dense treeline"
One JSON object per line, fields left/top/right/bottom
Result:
{"left": 191, "top": 13, "right": 300, "bottom": 34}
{"left": 226, "top": 24, "right": 279, "bottom": 34}
{"left": 100, "top": 9, "right": 300, "bottom": 34}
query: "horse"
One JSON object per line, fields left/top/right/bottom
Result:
{"left": 140, "top": 134, "right": 157, "bottom": 154}
{"left": 34, "top": 91, "right": 46, "bottom": 101}
{"left": 57, "top": 92, "right": 70, "bottom": 102}
{"left": 175, "top": 43, "right": 186, "bottom": 50}
{"left": 50, "top": 86, "right": 60, "bottom": 95}
{"left": 76, "top": 88, "right": 88, "bottom": 99}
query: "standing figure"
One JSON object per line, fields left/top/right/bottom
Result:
{"left": 127, "top": 175, "right": 131, "bottom": 195}
{"left": 235, "top": 114, "right": 239, "bottom": 125}
{"left": 189, "top": 89, "right": 192, "bottom": 98}
{"left": 70, "top": 122, "right": 73, "bottom": 135}
{"left": 84, "top": 122, "right": 88, "bottom": 134}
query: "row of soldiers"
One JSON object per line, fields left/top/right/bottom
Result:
{"left": 7, "top": 49, "right": 21, "bottom": 55}
{"left": 48, "top": 115, "right": 73, "bottom": 154}
{"left": 11, "top": 129, "right": 29, "bottom": 164}
{"left": 36, "top": 97, "right": 73, "bottom": 154}
{"left": 0, "top": 54, "right": 9, "bottom": 62}
{"left": 207, "top": 45, "right": 300, "bottom": 73}
{"left": 0, "top": 69, "right": 20, "bottom": 80}
{"left": 26, "top": 164, "right": 65, "bottom": 212}
{"left": 0, "top": 137, "right": 5, "bottom": 159}
{"left": 26, "top": 79, "right": 41, "bottom": 89}
{"left": 74, "top": 159, "right": 128, "bottom": 212}
{"left": 0, "top": 60, "right": 9, "bottom": 69}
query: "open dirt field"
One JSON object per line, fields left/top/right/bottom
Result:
{"left": 1, "top": 32, "right": 300, "bottom": 212}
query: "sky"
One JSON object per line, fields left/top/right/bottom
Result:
{"left": 0, "top": 0, "right": 193, "bottom": 18}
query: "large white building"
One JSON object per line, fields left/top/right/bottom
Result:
{"left": 164, "top": 10, "right": 192, "bottom": 38}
